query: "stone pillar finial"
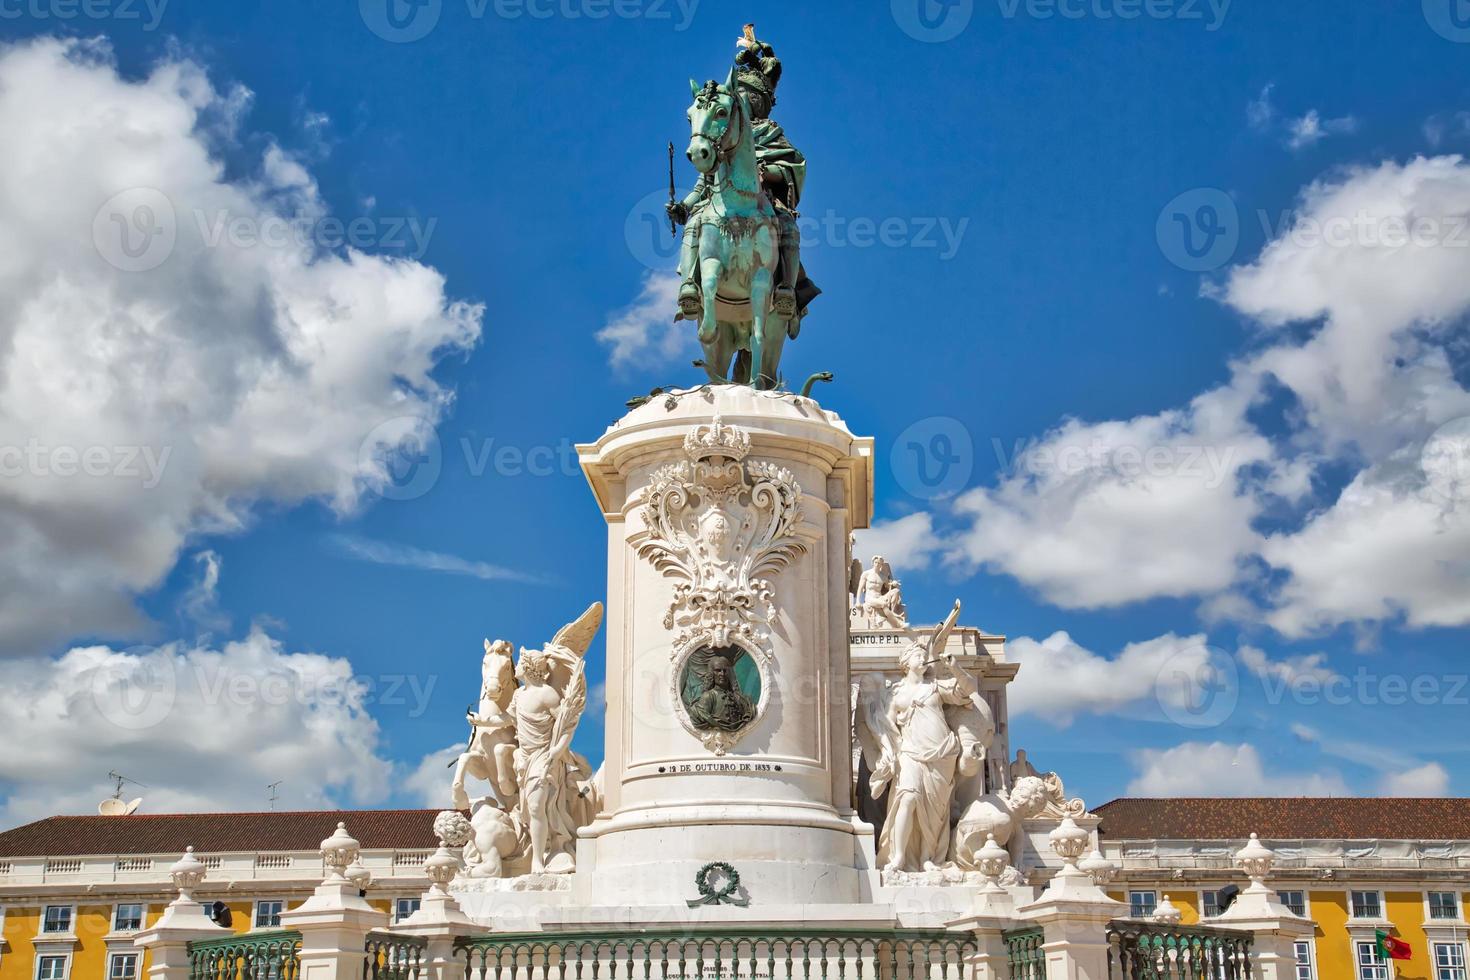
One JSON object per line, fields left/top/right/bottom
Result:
{"left": 1151, "top": 894, "right": 1182, "bottom": 924}
{"left": 1235, "top": 832, "right": 1275, "bottom": 892}
{"left": 320, "top": 821, "right": 360, "bottom": 883}
{"left": 426, "top": 810, "right": 471, "bottom": 898}
{"left": 1047, "top": 816, "right": 1091, "bottom": 876}
{"left": 975, "top": 833, "right": 1010, "bottom": 894}
{"left": 1079, "top": 848, "right": 1117, "bottom": 887}
{"left": 345, "top": 856, "right": 373, "bottom": 890}
{"left": 169, "top": 846, "right": 207, "bottom": 903}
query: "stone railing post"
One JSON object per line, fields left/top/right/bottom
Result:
{"left": 133, "top": 847, "right": 230, "bottom": 980}
{"left": 391, "top": 812, "right": 477, "bottom": 980}
{"left": 279, "top": 822, "right": 389, "bottom": 980}
{"left": 1015, "top": 817, "right": 1127, "bottom": 980}
{"left": 1215, "top": 833, "right": 1316, "bottom": 980}
{"left": 948, "top": 834, "right": 1021, "bottom": 980}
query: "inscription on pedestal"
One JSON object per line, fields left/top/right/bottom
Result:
{"left": 654, "top": 760, "right": 784, "bottom": 774}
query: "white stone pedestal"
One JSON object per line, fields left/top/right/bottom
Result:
{"left": 575, "top": 387, "right": 875, "bottom": 908}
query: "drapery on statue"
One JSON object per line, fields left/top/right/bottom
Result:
{"left": 856, "top": 601, "right": 988, "bottom": 873}
{"left": 668, "top": 25, "right": 819, "bottom": 390}
{"left": 450, "top": 602, "right": 604, "bottom": 877}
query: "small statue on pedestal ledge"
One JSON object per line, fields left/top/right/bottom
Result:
{"left": 852, "top": 555, "right": 908, "bottom": 627}
{"left": 449, "top": 602, "right": 605, "bottom": 879}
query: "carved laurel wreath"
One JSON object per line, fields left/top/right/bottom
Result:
{"left": 687, "top": 861, "right": 746, "bottom": 907}
{"left": 631, "top": 416, "right": 807, "bottom": 752}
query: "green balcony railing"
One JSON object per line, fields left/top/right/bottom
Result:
{"left": 1106, "top": 920, "right": 1253, "bottom": 980}
{"left": 455, "top": 928, "right": 976, "bottom": 980}
{"left": 365, "top": 930, "right": 428, "bottom": 980}
{"left": 189, "top": 929, "right": 303, "bottom": 980}
{"left": 1002, "top": 927, "right": 1045, "bottom": 980}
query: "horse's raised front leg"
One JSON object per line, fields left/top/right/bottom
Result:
{"left": 699, "top": 256, "right": 722, "bottom": 345}
{"left": 748, "top": 264, "right": 774, "bottom": 390}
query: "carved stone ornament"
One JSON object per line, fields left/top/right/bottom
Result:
{"left": 633, "top": 415, "right": 807, "bottom": 753}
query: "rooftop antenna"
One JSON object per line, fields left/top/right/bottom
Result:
{"left": 267, "top": 780, "right": 282, "bottom": 811}
{"left": 99, "top": 771, "right": 147, "bottom": 816}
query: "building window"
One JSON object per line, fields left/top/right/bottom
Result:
{"left": 1356, "top": 941, "right": 1390, "bottom": 980}
{"left": 394, "top": 898, "right": 421, "bottom": 923}
{"left": 42, "top": 905, "right": 72, "bottom": 934}
{"left": 1201, "top": 889, "right": 1225, "bottom": 917}
{"left": 1293, "top": 940, "right": 1316, "bottom": 980}
{"left": 113, "top": 903, "right": 144, "bottom": 932}
{"left": 1279, "top": 890, "right": 1307, "bottom": 917}
{"left": 1129, "top": 891, "right": 1157, "bottom": 918}
{"left": 1351, "top": 890, "right": 1384, "bottom": 920}
{"left": 36, "top": 956, "right": 67, "bottom": 980}
{"left": 1430, "top": 892, "right": 1461, "bottom": 921}
{"left": 255, "top": 899, "right": 284, "bottom": 929}
{"left": 107, "top": 954, "right": 140, "bottom": 980}
{"left": 1435, "top": 943, "right": 1468, "bottom": 980}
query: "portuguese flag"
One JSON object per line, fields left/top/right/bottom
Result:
{"left": 1376, "top": 929, "right": 1412, "bottom": 961}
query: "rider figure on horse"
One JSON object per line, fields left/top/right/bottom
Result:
{"left": 667, "top": 26, "right": 820, "bottom": 325}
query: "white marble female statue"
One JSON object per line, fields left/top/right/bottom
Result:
{"left": 857, "top": 601, "right": 980, "bottom": 873}
{"left": 510, "top": 602, "right": 603, "bottom": 875}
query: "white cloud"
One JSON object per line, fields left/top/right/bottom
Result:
{"left": 1285, "top": 110, "right": 1358, "bottom": 150}
{"left": 0, "top": 38, "right": 483, "bottom": 656}
{"left": 852, "top": 513, "right": 942, "bottom": 573}
{"left": 1379, "top": 761, "right": 1450, "bottom": 797}
{"left": 944, "top": 384, "right": 1274, "bottom": 608}
{"left": 0, "top": 628, "right": 399, "bottom": 825}
{"left": 1127, "top": 742, "right": 1349, "bottom": 797}
{"left": 1220, "top": 156, "right": 1470, "bottom": 634}
{"left": 596, "top": 271, "right": 684, "bottom": 370}
{"left": 403, "top": 744, "right": 461, "bottom": 809}
{"left": 1247, "top": 83, "right": 1275, "bottom": 131}
{"left": 329, "top": 533, "right": 549, "bottom": 584}
{"left": 1007, "top": 630, "right": 1212, "bottom": 726}
{"left": 1237, "top": 645, "right": 1338, "bottom": 685}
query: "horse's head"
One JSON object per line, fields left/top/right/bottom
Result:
{"left": 685, "top": 66, "right": 747, "bottom": 175}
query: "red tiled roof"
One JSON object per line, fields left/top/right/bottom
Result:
{"left": 0, "top": 809, "right": 441, "bottom": 857}
{"left": 1095, "top": 797, "right": 1470, "bottom": 841}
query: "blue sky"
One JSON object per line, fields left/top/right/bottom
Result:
{"left": 0, "top": 0, "right": 1468, "bottom": 823}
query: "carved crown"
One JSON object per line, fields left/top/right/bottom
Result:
{"left": 683, "top": 414, "right": 750, "bottom": 463}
